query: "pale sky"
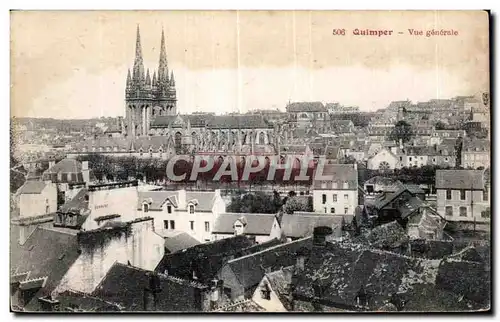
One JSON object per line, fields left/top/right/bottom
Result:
{"left": 10, "top": 10, "right": 489, "bottom": 119}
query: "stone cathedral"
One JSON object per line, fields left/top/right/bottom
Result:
{"left": 125, "top": 26, "right": 177, "bottom": 137}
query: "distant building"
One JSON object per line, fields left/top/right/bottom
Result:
{"left": 462, "top": 138, "right": 490, "bottom": 169}
{"left": 435, "top": 169, "right": 490, "bottom": 224}
{"left": 367, "top": 147, "right": 401, "bottom": 170}
{"left": 285, "top": 102, "right": 328, "bottom": 129}
{"left": 312, "top": 164, "right": 358, "bottom": 215}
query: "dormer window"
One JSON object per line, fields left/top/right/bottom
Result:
{"left": 167, "top": 205, "right": 172, "bottom": 214}
{"left": 189, "top": 205, "right": 195, "bottom": 214}
{"left": 343, "top": 181, "right": 349, "bottom": 189}
{"left": 143, "top": 203, "right": 149, "bottom": 213}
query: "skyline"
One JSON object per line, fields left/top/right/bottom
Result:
{"left": 11, "top": 11, "right": 489, "bottom": 119}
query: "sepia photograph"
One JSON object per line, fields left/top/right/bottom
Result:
{"left": 9, "top": 10, "right": 491, "bottom": 313}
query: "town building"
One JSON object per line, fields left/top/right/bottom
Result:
{"left": 10, "top": 227, "right": 80, "bottom": 312}
{"left": 461, "top": 138, "right": 490, "bottom": 169}
{"left": 251, "top": 266, "right": 294, "bottom": 312}
{"left": 435, "top": 169, "right": 490, "bottom": 225}
{"left": 55, "top": 217, "right": 165, "bottom": 294}
{"left": 312, "top": 164, "right": 358, "bottom": 215}
{"left": 15, "top": 181, "right": 57, "bottom": 219}
{"left": 367, "top": 147, "right": 401, "bottom": 170}
{"left": 212, "top": 213, "right": 281, "bottom": 244}
{"left": 136, "top": 189, "right": 226, "bottom": 243}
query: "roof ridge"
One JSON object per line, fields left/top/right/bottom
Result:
{"left": 227, "top": 236, "right": 312, "bottom": 263}
{"left": 40, "top": 226, "right": 78, "bottom": 236}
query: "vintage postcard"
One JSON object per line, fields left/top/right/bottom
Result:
{"left": 10, "top": 10, "right": 490, "bottom": 313}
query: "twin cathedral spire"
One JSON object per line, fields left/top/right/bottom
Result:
{"left": 126, "top": 25, "right": 176, "bottom": 100}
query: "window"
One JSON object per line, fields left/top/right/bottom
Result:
{"left": 330, "top": 208, "right": 335, "bottom": 214}
{"left": 344, "top": 194, "right": 348, "bottom": 201}
{"left": 333, "top": 194, "right": 338, "bottom": 202}
{"left": 445, "top": 206, "right": 453, "bottom": 217}
{"left": 190, "top": 221, "right": 195, "bottom": 230}
{"left": 261, "top": 285, "right": 271, "bottom": 300}
{"left": 344, "top": 207, "right": 349, "bottom": 214}
{"left": 400, "top": 156, "right": 403, "bottom": 161}
{"left": 483, "top": 189, "right": 488, "bottom": 201}
{"left": 170, "top": 220, "right": 175, "bottom": 230}
{"left": 321, "top": 182, "right": 327, "bottom": 189}
{"left": 446, "top": 189, "right": 452, "bottom": 200}
{"left": 343, "top": 181, "right": 349, "bottom": 189}
{"left": 322, "top": 194, "right": 327, "bottom": 204}
{"left": 460, "top": 190, "right": 466, "bottom": 200}
{"left": 481, "top": 209, "right": 490, "bottom": 218}
{"left": 167, "top": 205, "right": 172, "bottom": 214}
{"left": 189, "top": 205, "right": 195, "bottom": 214}
{"left": 205, "top": 221, "right": 210, "bottom": 232}
{"left": 164, "top": 220, "right": 169, "bottom": 229}
{"left": 46, "top": 205, "right": 50, "bottom": 214}
{"left": 459, "top": 206, "right": 467, "bottom": 217}
{"left": 143, "top": 203, "right": 149, "bottom": 213}
{"left": 409, "top": 157, "right": 412, "bottom": 161}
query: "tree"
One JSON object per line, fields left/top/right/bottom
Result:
{"left": 435, "top": 121, "right": 446, "bottom": 130}
{"left": 339, "top": 155, "right": 357, "bottom": 164}
{"left": 282, "top": 196, "right": 313, "bottom": 214}
{"left": 389, "top": 120, "right": 414, "bottom": 144}
{"left": 227, "top": 192, "right": 281, "bottom": 214}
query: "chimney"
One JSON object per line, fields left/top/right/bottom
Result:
{"left": 177, "top": 189, "right": 187, "bottom": 209}
{"left": 81, "top": 161, "right": 90, "bottom": 183}
{"left": 313, "top": 226, "right": 333, "bottom": 247}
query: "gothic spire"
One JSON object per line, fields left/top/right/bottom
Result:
{"left": 152, "top": 70, "right": 157, "bottom": 86}
{"left": 126, "top": 69, "right": 132, "bottom": 86}
{"left": 133, "top": 25, "right": 145, "bottom": 83}
{"left": 145, "top": 69, "right": 151, "bottom": 85}
{"left": 158, "top": 28, "right": 169, "bottom": 84}
{"left": 170, "top": 70, "right": 175, "bottom": 86}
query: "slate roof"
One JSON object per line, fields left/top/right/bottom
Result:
{"left": 10, "top": 227, "right": 80, "bottom": 311}
{"left": 45, "top": 158, "right": 82, "bottom": 174}
{"left": 214, "top": 299, "right": 266, "bottom": 312}
{"left": 293, "top": 242, "right": 454, "bottom": 311}
{"left": 264, "top": 266, "right": 295, "bottom": 311}
{"left": 137, "top": 191, "right": 217, "bottom": 212}
{"left": 17, "top": 181, "right": 47, "bottom": 194}
{"left": 324, "top": 145, "right": 340, "bottom": 160}
{"left": 42, "top": 159, "right": 85, "bottom": 183}
{"left": 137, "top": 191, "right": 177, "bottom": 211}
{"left": 164, "top": 233, "right": 201, "bottom": 254}
{"left": 372, "top": 184, "right": 422, "bottom": 210}
{"left": 462, "top": 138, "right": 490, "bottom": 152}
{"left": 208, "top": 115, "right": 272, "bottom": 129}
{"left": 280, "top": 214, "right": 343, "bottom": 238}
{"left": 59, "top": 188, "right": 89, "bottom": 214}
{"left": 223, "top": 237, "right": 312, "bottom": 294}
{"left": 93, "top": 262, "right": 209, "bottom": 312}
{"left": 435, "top": 170, "right": 485, "bottom": 190}
{"left": 286, "top": 102, "right": 326, "bottom": 113}
{"left": 312, "top": 164, "right": 358, "bottom": 190}
{"left": 154, "top": 235, "right": 262, "bottom": 283}
{"left": 212, "top": 213, "right": 277, "bottom": 235}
